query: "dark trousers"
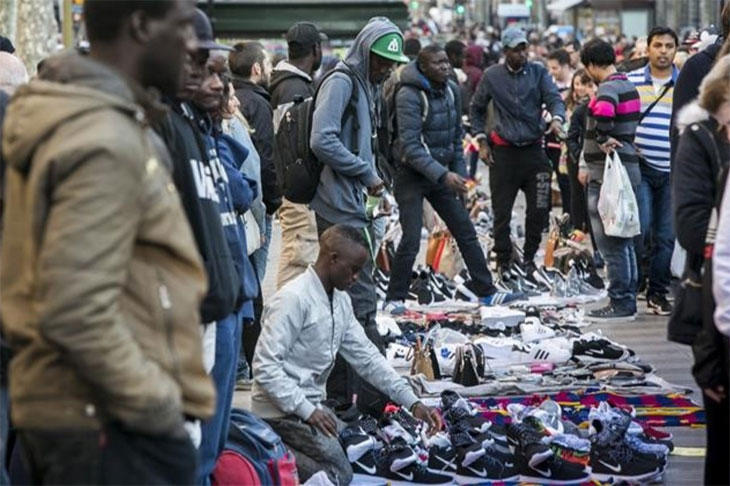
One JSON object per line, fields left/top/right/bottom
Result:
{"left": 490, "top": 144, "right": 552, "bottom": 265}
{"left": 634, "top": 165, "right": 674, "bottom": 297}
{"left": 468, "top": 150, "right": 479, "bottom": 179}
{"left": 387, "top": 168, "right": 496, "bottom": 300}
{"left": 702, "top": 390, "right": 730, "bottom": 485}
{"left": 567, "top": 157, "right": 589, "bottom": 231}
{"left": 546, "top": 145, "right": 571, "bottom": 214}
{"left": 315, "top": 215, "right": 386, "bottom": 414}
{"left": 20, "top": 424, "right": 196, "bottom": 485}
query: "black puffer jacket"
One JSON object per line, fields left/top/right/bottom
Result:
{"left": 393, "top": 61, "right": 465, "bottom": 183}
{"left": 673, "top": 103, "right": 730, "bottom": 388}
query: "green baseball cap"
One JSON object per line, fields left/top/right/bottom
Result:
{"left": 370, "top": 33, "right": 410, "bottom": 63}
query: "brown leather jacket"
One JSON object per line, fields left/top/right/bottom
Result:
{"left": 1, "top": 52, "right": 215, "bottom": 434}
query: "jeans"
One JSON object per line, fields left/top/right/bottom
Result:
{"left": 490, "top": 144, "right": 552, "bottom": 265}
{"left": 634, "top": 165, "right": 674, "bottom": 297}
{"left": 265, "top": 410, "right": 349, "bottom": 485}
{"left": 387, "top": 168, "right": 496, "bottom": 300}
{"left": 587, "top": 182, "right": 638, "bottom": 312}
{"left": 315, "top": 215, "right": 385, "bottom": 410}
{"left": 197, "top": 311, "right": 243, "bottom": 485}
{"left": 20, "top": 423, "right": 196, "bottom": 485}
{"left": 251, "top": 215, "right": 273, "bottom": 283}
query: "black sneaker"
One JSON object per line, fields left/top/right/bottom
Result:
{"left": 427, "top": 443, "right": 459, "bottom": 475}
{"left": 586, "top": 304, "right": 636, "bottom": 322}
{"left": 572, "top": 338, "right": 631, "bottom": 363}
{"left": 506, "top": 422, "right": 553, "bottom": 466}
{"left": 516, "top": 452, "right": 591, "bottom": 485}
{"left": 377, "top": 439, "right": 453, "bottom": 484}
{"left": 647, "top": 294, "right": 672, "bottom": 316}
{"left": 454, "top": 443, "right": 520, "bottom": 484}
{"left": 590, "top": 428, "right": 664, "bottom": 483}
{"left": 427, "top": 268, "right": 454, "bottom": 299}
{"left": 340, "top": 425, "right": 381, "bottom": 476}
{"left": 637, "top": 278, "right": 648, "bottom": 301}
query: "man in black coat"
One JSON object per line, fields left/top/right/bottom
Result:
{"left": 230, "top": 42, "right": 281, "bottom": 217}
{"left": 383, "top": 44, "right": 518, "bottom": 312}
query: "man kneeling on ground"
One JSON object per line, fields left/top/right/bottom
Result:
{"left": 252, "top": 224, "right": 441, "bottom": 484}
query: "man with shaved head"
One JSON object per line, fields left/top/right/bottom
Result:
{"left": 252, "top": 224, "right": 442, "bottom": 484}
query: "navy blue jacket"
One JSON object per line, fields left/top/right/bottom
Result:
{"left": 470, "top": 61, "right": 565, "bottom": 146}
{"left": 393, "top": 61, "right": 465, "bottom": 183}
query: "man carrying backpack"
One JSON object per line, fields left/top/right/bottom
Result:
{"left": 308, "top": 17, "right": 409, "bottom": 408}
{"left": 383, "top": 45, "right": 520, "bottom": 311}
{"left": 270, "top": 22, "right": 325, "bottom": 289}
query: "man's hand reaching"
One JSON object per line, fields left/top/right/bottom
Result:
{"left": 411, "top": 402, "right": 443, "bottom": 435}
{"left": 307, "top": 408, "right": 338, "bottom": 438}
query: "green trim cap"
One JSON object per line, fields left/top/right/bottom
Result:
{"left": 370, "top": 33, "right": 410, "bottom": 63}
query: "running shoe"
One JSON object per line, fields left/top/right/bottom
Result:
{"left": 585, "top": 304, "right": 636, "bottom": 322}
{"left": 480, "top": 290, "right": 525, "bottom": 306}
{"left": 376, "top": 439, "right": 454, "bottom": 484}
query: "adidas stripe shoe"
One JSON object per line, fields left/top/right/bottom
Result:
{"left": 480, "top": 291, "right": 525, "bottom": 306}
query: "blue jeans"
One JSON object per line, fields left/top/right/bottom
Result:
{"left": 634, "top": 165, "right": 673, "bottom": 297}
{"left": 587, "top": 182, "right": 638, "bottom": 312}
{"left": 251, "top": 215, "right": 273, "bottom": 283}
{"left": 197, "top": 311, "right": 243, "bottom": 485}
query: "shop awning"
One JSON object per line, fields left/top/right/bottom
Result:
{"left": 547, "top": 0, "right": 587, "bottom": 13}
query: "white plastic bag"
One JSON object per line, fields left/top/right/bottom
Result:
{"left": 597, "top": 152, "right": 641, "bottom": 238}
{"left": 671, "top": 241, "right": 687, "bottom": 278}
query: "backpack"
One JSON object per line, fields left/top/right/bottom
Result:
{"left": 212, "top": 409, "right": 299, "bottom": 486}
{"left": 273, "top": 67, "right": 359, "bottom": 204}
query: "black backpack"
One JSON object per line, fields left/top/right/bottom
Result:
{"left": 273, "top": 67, "right": 359, "bottom": 204}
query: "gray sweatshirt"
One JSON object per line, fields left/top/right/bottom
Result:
{"left": 251, "top": 267, "right": 419, "bottom": 419}
{"left": 309, "top": 17, "right": 404, "bottom": 227}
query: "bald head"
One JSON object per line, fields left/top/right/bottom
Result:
{"left": 0, "top": 53, "right": 28, "bottom": 95}
{"left": 316, "top": 224, "right": 369, "bottom": 292}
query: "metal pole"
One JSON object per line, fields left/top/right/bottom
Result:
{"left": 62, "top": 0, "right": 72, "bottom": 48}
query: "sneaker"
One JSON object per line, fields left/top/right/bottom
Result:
{"left": 383, "top": 300, "right": 407, "bottom": 316}
{"left": 340, "top": 425, "right": 382, "bottom": 476}
{"left": 528, "top": 337, "right": 573, "bottom": 364}
{"left": 480, "top": 291, "right": 525, "bottom": 306}
{"left": 455, "top": 446, "right": 520, "bottom": 484}
{"left": 572, "top": 338, "right": 631, "bottom": 363}
{"left": 516, "top": 453, "right": 591, "bottom": 485}
{"left": 386, "top": 343, "right": 412, "bottom": 368}
{"left": 427, "top": 269, "right": 454, "bottom": 299}
{"left": 637, "top": 278, "right": 648, "bottom": 301}
{"left": 377, "top": 439, "right": 454, "bottom": 484}
{"left": 590, "top": 427, "right": 664, "bottom": 483}
{"left": 647, "top": 294, "right": 672, "bottom": 316}
{"left": 520, "top": 317, "right": 557, "bottom": 342}
{"left": 506, "top": 422, "right": 554, "bottom": 467}
{"left": 585, "top": 304, "right": 636, "bottom": 322}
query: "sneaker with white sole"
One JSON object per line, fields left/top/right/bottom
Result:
{"left": 520, "top": 317, "right": 557, "bottom": 342}
{"left": 647, "top": 294, "right": 672, "bottom": 316}
{"left": 586, "top": 304, "right": 636, "bottom": 322}
{"left": 383, "top": 300, "right": 407, "bottom": 315}
{"left": 480, "top": 291, "right": 525, "bottom": 306}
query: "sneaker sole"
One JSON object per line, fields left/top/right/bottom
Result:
{"left": 518, "top": 474, "right": 591, "bottom": 485}
{"left": 584, "top": 313, "right": 637, "bottom": 323}
{"left": 646, "top": 304, "right": 672, "bottom": 316}
{"left": 456, "top": 473, "right": 520, "bottom": 484}
{"left": 592, "top": 467, "right": 662, "bottom": 484}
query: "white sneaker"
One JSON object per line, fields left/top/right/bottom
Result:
{"left": 386, "top": 343, "right": 412, "bottom": 369}
{"left": 377, "top": 315, "right": 402, "bottom": 337}
{"left": 528, "top": 337, "right": 572, "bottom": 364}
{"left": 520, "top": 317, "right": 556, "bottom": 342}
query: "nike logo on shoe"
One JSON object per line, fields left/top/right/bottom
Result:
{"left": 598, "top": 459, "right": 622, "bottom": 473}
{"left": 394, "top": 470, "right": 414, "bottom": 481}
{"left": 355, "top": 461, "right": 377, "bottom": 475}
{"left": 466, "top": 466, "right": 488, "bottom": 477}
{"left": 530, "top": 465, "right": 552, "bottom": 477}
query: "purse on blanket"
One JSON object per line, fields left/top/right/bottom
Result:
{"left": 410, "top": 338, "right": 435, "bottom": 381}
{"left": 452, "top": 344, "right": 481, "bottom": 387}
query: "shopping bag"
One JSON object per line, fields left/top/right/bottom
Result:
{"left": 597, "top": 152, "right": 641, "bottom": 238}
{"left": 439, "top": 235, "right": 465, "bottom": 279}
{"left": 671, "top": 241, "right": 687, "bottom": 279}
{"left": 241, "top": 211, "right": 261, "bottom": 256}
{"left": 426, "top": 231, "right": 448, "bottom": 269}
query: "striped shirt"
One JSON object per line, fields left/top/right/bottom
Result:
{"left": 583, "top": 72, "right": 642, "bottom": 185}
{"left": 627, "top": 65, "right": 678, "bottom": 172}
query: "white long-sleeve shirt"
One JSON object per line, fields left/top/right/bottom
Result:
{"left": 713, "top": 174, "right": 730, "bottom": 336}
{"left": 252, "top": 266, "right": 419, "bottom": 419}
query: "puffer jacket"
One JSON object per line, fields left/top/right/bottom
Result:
{"left": 393, "top": 61, "right": 465, "bottom": 183}
{"left": 0, "top": 52, "right": 214, "bottom": 434}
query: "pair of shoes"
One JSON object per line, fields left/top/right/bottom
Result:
{"left": 647, "top": 294, "right": 673, "bottom": 316}
{"left": 585, "top": 304, "right": 636, "bottom": 322}
{"left": 571, "top": 336, "right": 632, "bottom": 363}
{"left": 382, "top": 300, "right": 407, "bottom": 315}
{"left": 408, "top": 268, "right": 450, "bottom": 305}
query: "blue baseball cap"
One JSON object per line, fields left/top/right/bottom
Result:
{"left": 501, "top": 27, "right": 528, "bottom": 49}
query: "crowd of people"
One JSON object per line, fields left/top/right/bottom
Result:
{"left": 0, "top": 0, "right": 730, "bottom": 484}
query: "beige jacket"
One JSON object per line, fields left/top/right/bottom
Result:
{"left": 1, "top": 52, "right": 215, "bottom": 434}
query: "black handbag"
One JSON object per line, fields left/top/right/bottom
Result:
{"left": 667, "top": 258, "right": 703, "bottom": 345}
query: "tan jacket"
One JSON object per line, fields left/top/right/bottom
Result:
{"left": 1, "top": 52, "right": 215, "bottom": 434}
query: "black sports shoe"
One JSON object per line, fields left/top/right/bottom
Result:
{"left": 590, "top": 427, "right": 664, "bottom": 483}
{"left": 506, "top": 422, "right": 553, "bottom": 467}
{"left": 516, "top": 451, "right": 591, "bottom": 484}
{"left": 586, "top": 304, "right": 636, "bottom": 322}
{"left": 427, "top": 443, "right": 458, "bottom": 474}
{"left": 377, "top": 439, "right": 453, "bottom": 484}
{"left": 572, "top": 338, "right": 631, "bottom": 363}
{"left": 454, "top": 443, "right": 520, "bottom": 484}
{"left": 340, "top": 426, "right": 381, "bottom": 476}
{"left": 647, "top": 294, "right": 672, "bottom": 316}
{"left": 427, "top": 268, "right": 454, "bottom": 299}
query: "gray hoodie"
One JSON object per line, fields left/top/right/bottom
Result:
{"left": 310, "top": 17, "right": 403, "bottom": 228}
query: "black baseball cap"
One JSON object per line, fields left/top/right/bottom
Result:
{"left": 193, "top": 8, "right": 233, "bottom": 51}
{"left": 286, "top": 22, "right": 327, "bottom": 47}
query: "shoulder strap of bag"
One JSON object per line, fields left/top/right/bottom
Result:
{"left": 639, "top": 80, "right": 673, "bottom": 123}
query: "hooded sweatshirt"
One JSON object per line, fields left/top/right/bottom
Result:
{"left": 270, "top": 60, "right": 314, "bottom": 131}
{"left": 463, "top": 44, "right": 485, "bottom": 95}
{"left": 1, "top": 52, "right": 214, "bottom": 432}
{"left": 310, "top": 17, "right": 403, "bottom": 228}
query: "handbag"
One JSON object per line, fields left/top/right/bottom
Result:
{"left": 241, "top": 211, "right": 261, "bottom": 256}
